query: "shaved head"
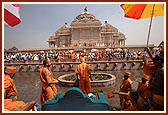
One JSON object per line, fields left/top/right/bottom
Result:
{"left": 43, "top": 59, "right": 51, "bottom": 66}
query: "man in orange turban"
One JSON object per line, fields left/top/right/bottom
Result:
{"left": 75, "top": 57, "right": 92, "bottom": 94}
{"left": 4, "top": 67, "right": 17, "bottom": 99}
{"left": 4, "top": 66, "right": 36, "bottom": 111}
{"left": 119, "top": 72, "right": 133, "bottom": 109}
{"left": 40, "top": 59, "right": 58, "bottom": 105}
{"left": 137, "top": 75, "right": 150, "bottom": 100}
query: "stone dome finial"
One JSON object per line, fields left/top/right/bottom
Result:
{"left": 84, "top": 6, "right": 87, "bottom": 12}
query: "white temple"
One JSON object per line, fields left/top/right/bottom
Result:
{"left": 48, "top": 7, "right": 126, "bottom": 48}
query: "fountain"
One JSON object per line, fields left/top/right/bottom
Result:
{"left": 58, "top": 73, "right": 116, "bottom": 87}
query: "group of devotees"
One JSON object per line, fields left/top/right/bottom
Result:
{"left": 4, "top": 47, "right": 164, "bottom": 111}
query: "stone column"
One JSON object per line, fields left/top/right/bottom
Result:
{"left": 122, "top": 40, "right": 124, "bottom": 46}
{"left": 71, "top": 28, "right": 74, "bottom": 45}
{"left": 91, "top": 27, "right": 93, "bottom": 40}
{"left": 99, "top": 27, "right": 102, "bottom": 43}
{"left": 79, "top": 28, "right": 81, "bottom": 39}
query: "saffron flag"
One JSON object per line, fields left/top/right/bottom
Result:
{"left": 4, "top": 4, "right": 21, "bottom": 27}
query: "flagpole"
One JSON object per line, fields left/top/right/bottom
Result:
{"left": 146, "top": 4, "right": 155, "bottom": 47}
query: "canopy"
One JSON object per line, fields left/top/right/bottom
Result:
{"left": 114, "top": 48, "right": 122, "bottom": 52}
{"left": 91, "top": 49, "right": 98, "bottom": 52}
{"left": 48, "top": 50, "right": 53, "bottom": 53}
{"left": 40, "top": 51, "right": 44, "bottom": 53}
{"left": 68, "top": 50, "right": 74, "bottom": 53}
{"left": 105, "top": 48, "right": 112, "bottom": 52}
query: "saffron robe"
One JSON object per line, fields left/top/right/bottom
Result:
{"left": 40, "top": 67, "right": 57, "bottom": 105}
{"left": 75, "top": 62, "right": 91, "bottom": 94}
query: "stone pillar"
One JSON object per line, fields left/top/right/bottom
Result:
{"left": 54, "top": 42, "right": 56, "bottom": 47}
{"left": 71, "top": 28, "right": 74, "bottom": 45}
{"left": 50, "top": 42, "right": 52, "bottom": 47}
{"left": 79, "top": 28, "right": 81, "bottom": 39}
{"left": 91, "top": 27, "right": 93, "bottom": 40}
{"left": 99, "top": 27, "right": 101, "bottom": 40}
{"left": 122, "top": 40, "right": 124, "bottom": 46}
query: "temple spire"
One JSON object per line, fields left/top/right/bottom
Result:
{"left": 84, "top": 6, "right": 87, "bottom": 12}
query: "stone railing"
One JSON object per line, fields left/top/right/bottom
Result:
{"left": 4, "top": 59, "right": 145, "bottom": 72}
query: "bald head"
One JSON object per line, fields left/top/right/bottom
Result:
{"left": 43, "top": 59, "right": 51, "bottom": 67}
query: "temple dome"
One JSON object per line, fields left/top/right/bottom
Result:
{"left": 70, "top": 8, "right": 102, "bottom": 27}
{"left": 56, "top": 23, "right": 69, "bottom": 32}
{"left": 55, "top": 23, "right": 71, "bottom": 36}
{"left": 118, "top": 32, "right": 126, "bottom": 39}
{"left": 102, "top": 21, "right": 118, "bottom": 33}
{"left": 48, "top": 23, "right": 71, "bottom": 40}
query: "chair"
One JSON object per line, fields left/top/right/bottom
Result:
{"left": 42, "top": 87, "right": 111, "bottom": 111}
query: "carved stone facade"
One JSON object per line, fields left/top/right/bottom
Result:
{"left": 48, "top": 8, "right": 126, "bottom": 48}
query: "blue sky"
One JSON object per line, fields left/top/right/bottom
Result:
{"left": 4, "top": 3, "right": 164, "bottom": 50}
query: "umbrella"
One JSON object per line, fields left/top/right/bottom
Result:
{"left": 114, "top": 48, "right": 122, "bottom": 52}
{"left": 121, "top": 4, "right": 164, "bottom": 46}
{"left": 49, "top": 50, "right": 53, "bottom": 53}
{"left": 40, "top": 50, "right": 44, "bottom": 53}
{"left": 68, "top": 50, "right": 74, "bottom": 53}
{"left": 122, "top": 48, "right": 128, "bottom": 52}
{"left": 105, "top": 48, "right": 112, "bottom": 52}
{"left": 91, "top": 49, "right": 98, "bottom": 52}
{"left": 153, "top": 47, "right": 159, "bottom": 51}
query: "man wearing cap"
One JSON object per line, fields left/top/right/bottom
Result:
{"left": 137, "top": 75, "right": 149, "bottom": 100}
{"left": 40, "top": 59, "right": 58, "bottom": 105}
{"left": 119, "top": 72, "right": 133, "bottom": 108}
{"left": 4, "top": 66, "right": 36, "bottom": 111}
{"left": 4, "top": 67, "right": 17, "bottom": 99}
{"left": 75, "top": 57, "right": 92, "bottom": 94}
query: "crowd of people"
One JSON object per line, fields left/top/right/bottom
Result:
{"left": 4, "top": 46, "right": 164, "bottom": 111}
{"left": 4, "top": 49, "right": 151, "bottom": 63}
